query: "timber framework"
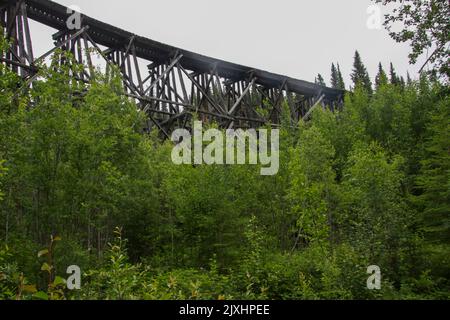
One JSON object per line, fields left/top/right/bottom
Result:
{"left": 1, "top": 0, "right": 344, "bottom": 136}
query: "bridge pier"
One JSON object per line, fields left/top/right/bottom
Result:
{"left": 1, "top": 0, "right": 34, "bottom": 77}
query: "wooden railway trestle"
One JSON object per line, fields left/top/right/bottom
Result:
{"left": 1, "top": 0, "right": 344, "bottom": 137}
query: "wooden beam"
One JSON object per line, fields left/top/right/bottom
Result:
{"left": 144, "top": 54, "right": 183, "bottom": 95}
{"left": 302, "top": 94, "right": 325, "bottom": 121}
{"left": 33, "top": 26, "right": 89, "bottom": 65}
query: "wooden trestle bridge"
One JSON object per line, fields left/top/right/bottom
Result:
{"left": 1, "top": 0, "right": 344, "bottom": 137}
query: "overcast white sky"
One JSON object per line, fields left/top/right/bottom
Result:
{"left": 30, "top": 0, "right": 425, "bottom": 89}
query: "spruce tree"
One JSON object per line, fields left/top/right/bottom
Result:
{"left": 351, "top": 50, "right": 372, "bottom": 93}
{"left": 400, "top": 76, "right": 406, "bottom": 90}
{"left": 337, "top": 63, "right": 346, "bottom": 90}
{"left": 331, "top": 63, "right": 338, "bottom": 88}
{"left": 375, "top": 62, "right": 388, "bottom": 90}
{"left": 390, "top": 62, "right": 400, "bottom": 85}
{"left": 316, "top": 73, "right": 326, "bottom": 86}
{"left": 406, "top": 71, "right": 413, "bottom": 85}
{"left": 416, "top": 98, "right": 450, "bottom": 243}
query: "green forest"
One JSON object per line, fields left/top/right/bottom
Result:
{"left": 0, "top": 1, "right": 449, "bottom": 301}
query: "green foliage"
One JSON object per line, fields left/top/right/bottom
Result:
{"left": 0, "top": 35, "right": 448, "bottom": 300}
{"left": 37, "top": 235, "right": 66, "bottom": 300}
{"left": 81, "top": 228, "right": 234, "bottom": 300}
{"left": 389, "top": 62, "right": 401, "bottom": 86}
{"left": 338, "top": 143, "right": 413, "bottom": 284}
{"left": 351, "top": 51, "right": 373, "bottom": 94}
{"left": 375, "top": 0, "right": 450, "bottom": 80}
{"left": 336, "top": 64, "right": 346, "bottom": 90}
{"left": 142, "top": 268, "right": 233, "bottom": 300}
{"left": 415, "top": 94, "right": 450, "bottom": 244}
{"left": 315, "top": 74, "right": 326, "bottom": 86}
{"left": 0, "top": 245, "right": 19, "bottom": 300}
{"left": 82, "top": 227, "right": 145, "bottom": 300}
{"left": 0, "top": 160, "right": 5, "bottom": 201}
{"left": 0, "top": 49, "right": 159, "bottom": 257}
{"left": 159, "top": 143, "right": 250, "bottom": 268}
{"left": 0, "top": 237, "right": 70, "bottom": 300}
{"left": 288, "top": 125, "right": 337, "bottom": 246}
{"left": 375, "top": 63, "right": 388, "bottom": 90}
{"left": 331, "top": 63, "right": 345, "bottom": 90}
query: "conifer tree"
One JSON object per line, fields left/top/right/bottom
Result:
{"left": 416, "top": 98, "right": 450, "bottom": 243}
{"left": 375, "top": 62, "right": 388, "bottom": 89}
{"left": 336, "top": 63, "right": 346, "bottom": 90}
{"left": 400, "top": 76, "right": 406, "bottom": 89}
{"left": 389, "top": 62, "right": 400, "bottom": 85}
{"left": 316, "top": 73, "right": 326, "bottom": 86}
{"left": 351, "top": 51, "right": 372, "bottom": 93}
{"left": 331, "top": 63, "right": 338, "bottom": 88}
{"left": 406, "top": 71, "right": 413, "bottom": 85}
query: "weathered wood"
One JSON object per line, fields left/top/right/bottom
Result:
{"left": 131, "top": 44, "right": 143, "bottom": 93}
{"left": 144, "top": 55, "right": 183, "bottom": 95}
{"left": 229, "top": 78, "right": 256, "bottom": 116}
{"left": 21, "top": 2, "right": 33, "bottom": 62}
{"left": 178, "top": 63, "right": 226, "bottom": 115}
{"left": 227, "top": 78, "right": 256, "bottom": 128}
{"left": 0, "top": 56, "right": 36, "bottom": 70}
{"left": 82, "top": 33, "right": 94, "bottom": 79}
{"left": 16, "top": 8, "right": 27, "bottom": 76}
{"left": 177, "top": 66, "right": 189, "bottom": 104}
{"left": 302, "top": 94, "right": 325, "bottom": 121}
{"left": 119, "top": 35, "right": 135, "bottom": 69}
{"left": 1, "top": 0, "right": 344, "bottom": 137}
{"left": 34, "top": 26, "right": 89, "bottom": 64}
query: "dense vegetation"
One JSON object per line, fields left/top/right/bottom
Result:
{"left": 0, "top": 33, "right": 449, "bottom": 300}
